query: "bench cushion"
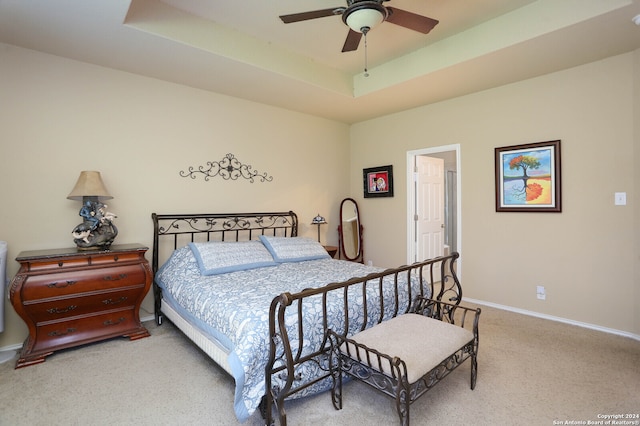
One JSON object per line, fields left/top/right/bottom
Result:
{"left": 341, "top": 313, "right": 474, "bottom": 384}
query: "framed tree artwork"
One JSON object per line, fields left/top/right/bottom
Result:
{"left": 363, "top": 165, "right": 394, "bottom": 198}
{"left": 495, "top": 140, "right": 562, "bottom": 212}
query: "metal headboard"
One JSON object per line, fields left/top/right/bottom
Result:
{"left": 151, "top": 211, "right": 299, "bottom": 274}
{"left": 150, "top": 211, "right": 298, "bottom": 324}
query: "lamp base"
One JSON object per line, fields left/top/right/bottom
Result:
{"left": 72, "top": 200, "right": 118, "bottom": 249}
{"left": 76, "top": 244, "right": 112, "bottom": 251}
{"left": 72, "top": 223, "right": 118, "bottom": 249}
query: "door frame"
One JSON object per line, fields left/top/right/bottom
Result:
{"left": 406, "top": 144, "right": 462, "bottom": 276}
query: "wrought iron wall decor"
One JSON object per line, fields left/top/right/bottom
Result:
{"left": 180, "top": 153, "right": 273, "bottom": 183}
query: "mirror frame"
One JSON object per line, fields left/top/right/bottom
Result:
{"left": 338, "top": 198, "right": 363, "bottom": 263}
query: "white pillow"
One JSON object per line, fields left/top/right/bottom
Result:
{"left": 259, "top": 236, "right": 330, "bottom": 263}
{"left": 189, "top": 241, "right": 276, "bottom": 276}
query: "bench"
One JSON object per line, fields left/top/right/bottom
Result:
{"left": 264, "top": 252, "right": 467, "bottom": 426}
{"left": 327, "top": 297, "right": 481, "bottom": 425}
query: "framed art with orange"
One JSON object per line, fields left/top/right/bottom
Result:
{"left": 495, "top": 140, "right": 561, "bottom": 212}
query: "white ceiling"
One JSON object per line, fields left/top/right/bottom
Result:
{"left": 1, "top": 0, "right": 640, "bottom": 124}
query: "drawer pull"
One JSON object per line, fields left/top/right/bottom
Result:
{"left": 103, "top": 274, "right": 128, "bottom": 281}
{"left": 46, "top": 305, "right": 78, "bottom": 314}
{"left": 103, "top": 317, "right": 126, "bottom": 326}
{"left": 47, "top": 280, "right": 77, "bottom": 289}
{"left": 102, "top": 297, "right": 128, "bottom": 305}
{"left": 48, "top": 328, "right": 76, "bottom": 337}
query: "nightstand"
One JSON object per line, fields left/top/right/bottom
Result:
{"left": 323, "top": 245, "right": 338, "bottom": 258}
{"left": 9, "top": 244, "right": 152, "bottom": 368}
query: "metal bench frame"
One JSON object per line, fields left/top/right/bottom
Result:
{"left": 328, "top": 297, "right": 481, "bottom": 426}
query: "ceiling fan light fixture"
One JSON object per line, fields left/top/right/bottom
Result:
{"left": 343, "top": 3, "right": 386, "bottom": 33}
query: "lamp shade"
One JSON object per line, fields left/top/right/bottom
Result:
{"left": 344, "top": 3, "right": 386, "bottom": 33}
{"left": 67, "top": 171, "right": 113, "bottom": 201}
{"left": 311, "top": 214, "right": 327, "bottom": 225}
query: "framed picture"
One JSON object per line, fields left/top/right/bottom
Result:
{"left": 363, "top": 165, "right": 394, "bottom": 198}
{"left": 495, "top": 140, "right": 561, "bottom": 212}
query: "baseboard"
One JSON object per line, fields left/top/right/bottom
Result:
{"left": 464, "top": 297, "right": 640, "bottom": 342}
{"left": 0, "top": 343, "right": 20, "bottom": 364}
{"left": 0, "top": 343, "right": 22, "bottom": 352}
{"left": 141, "top": 314, "right": 155, "bottom": 323}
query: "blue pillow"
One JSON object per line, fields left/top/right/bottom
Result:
{"left": 259, "top": 236, "right": 330, "bottom": 263}
{"left": 189, "top": 241, "right": 276, "bottom": 276}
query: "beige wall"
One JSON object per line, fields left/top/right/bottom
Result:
{"left": 0, "top": 44, "right": 350, "bottom": 349}
{"left": 1, "top": 43, "right": 638, "bottom": 352}
{"left": 350, "top": 50, "right": 639, "bottom": 336}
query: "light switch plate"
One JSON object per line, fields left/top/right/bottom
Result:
{"left": 615, "top": 192, "right": 627, "bottom": 206}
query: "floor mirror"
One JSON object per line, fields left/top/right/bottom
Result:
{"left": 338, "top": 198, "right": 363, "bottom": 263}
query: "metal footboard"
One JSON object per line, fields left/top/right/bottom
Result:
{"left": 264, "top": 252, "right": 462, "bottom": 426}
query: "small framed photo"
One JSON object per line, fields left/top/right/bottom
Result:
{"left": 495, "top": 140, "right": 561, "bottom": 212}
{"left": 363, "top": 165, "right": 394, "bottom": 198}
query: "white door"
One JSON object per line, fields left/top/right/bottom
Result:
{"left": 414, "top": 155, "right": 445, "bottom": 262}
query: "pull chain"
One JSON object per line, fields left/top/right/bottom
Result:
{"left": 363, "top": 27, "right": 370, "bottom": 77}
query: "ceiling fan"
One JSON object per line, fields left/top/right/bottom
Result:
{"left": 279, "top": 0, "right": 439, "bottom": 53}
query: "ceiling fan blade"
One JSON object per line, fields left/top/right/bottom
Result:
{"left": 280, "top": 8, "right": 343, "bottom": 24}
{"left": 341, "top": 29, "right": 363, "bottom": 52}
{"left": 385, "top": 7, "right": 439, "bottom": 34}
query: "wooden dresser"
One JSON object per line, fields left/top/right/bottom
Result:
{"left": 9, "top": 244, "right": 152, "bottom": 368}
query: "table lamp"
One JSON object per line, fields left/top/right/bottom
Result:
{"left": 311, "top": 214, "right": 327, "bottom": 243}
{"left": 67, "top": 171, "right": 118, "bottom": 249}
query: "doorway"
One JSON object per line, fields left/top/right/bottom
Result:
{"left": 406, "top": 145, "right": 461, "bottom": 270}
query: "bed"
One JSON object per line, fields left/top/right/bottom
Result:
{"left": 151, "top": 211, "right": 462, "bottom": 425}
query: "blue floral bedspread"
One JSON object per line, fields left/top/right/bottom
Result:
{"left": 155, "top": 247, "right": 426, "bottom": 422}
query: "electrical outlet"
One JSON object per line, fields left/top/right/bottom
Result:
{"left": 536, "top": 285, "right": 546, "bottom": 300}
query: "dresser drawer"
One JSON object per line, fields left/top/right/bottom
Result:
{"left": 21, "top": 264, "right": 147, "bottom": 300}
{"left": 26, "top": 256, "right": 89, "bottom": 271}
{"left": 89, "top": 251, "right": 142, "bottom": 265}
{"left": 24, "top": 251, "right": 143, "bottom": 272}
{"left": 32, "top": 309, "right": 138, "bottom": 354}
{"left": 25, "top": 287, "right": 143, "bottom": 323}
